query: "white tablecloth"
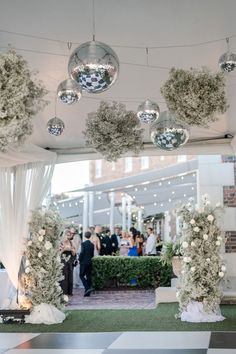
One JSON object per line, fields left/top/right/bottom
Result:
{"left": 0, "top": 269, "right": 16, "bottom": 308}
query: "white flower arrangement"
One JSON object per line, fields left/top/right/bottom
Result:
{"left": 0, "top": 50, "right": 48, "bottom": 152}
{"left": 24, "top": 209, "right": 66, "bottom": 309}
{"left": 44, "top": 241, "right": 52, "bottom": 250}
{"left": 176, "top": 198, "right": 225, "bottom": 315}
{"left": 84, "top": 101, "right": 144, "bottom": 161}
{"left": 160, "top": 67, "right": 228, "bottom": 127}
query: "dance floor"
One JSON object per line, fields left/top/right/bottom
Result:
{"left": 0, "top": 332, "right": 236, "bottom": 353}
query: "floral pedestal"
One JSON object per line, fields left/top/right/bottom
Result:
{"left": 181, "top": 301, "right": 225, "bottom": 322}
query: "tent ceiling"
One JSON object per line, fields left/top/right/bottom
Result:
{"left": 1, "top": 0, "right": 236, "bottom": 160}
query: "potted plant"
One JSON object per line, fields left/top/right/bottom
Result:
{"left": 160, "top": 241, "right": 182, "bottom": 277}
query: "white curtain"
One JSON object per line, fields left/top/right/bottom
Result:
{"left": 0, "top": 157, "right": 56, "bottom": 289}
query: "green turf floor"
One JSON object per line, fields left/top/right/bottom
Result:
{"left": 1, "top": 303, "right": 236, "bottom": 332}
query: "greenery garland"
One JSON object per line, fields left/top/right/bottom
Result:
{"left": 84, "top": 101, "right": 144, "bottom": 161}
{"left": 23, "top": 209, "right": 66, "bottom": 309}
{"left": 176, "top": 196, "right": 226, "bottom": 315}
{"left": 161, "top": 67, "right": 228, "bottom": 126}
{"left": 0, "top": 50, "right": 48, "bottom": 152}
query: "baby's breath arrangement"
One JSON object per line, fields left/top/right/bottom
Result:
{"left": 176, "top": 196, "right": 226, "bottom": 316}
{"left": 161, "top": 67, "right": 228, "bottom": 126}
{"left": 84, "top": 101, "right": 144, "bottom": 161}
{"left": 0, "top": 50, "right": 48, "bottom": 152}
{"left": 24, "top": 209, "right": 66, "bottom": 309}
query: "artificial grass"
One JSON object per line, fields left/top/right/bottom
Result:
{"left": 1, "top": 303, "right": 236, "bottom": 332}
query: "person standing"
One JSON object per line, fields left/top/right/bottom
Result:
{"left": 145, "top": 227, "right": 157, "bottom": 256}
{"left": 111, "top": 227, "right": 121, "bottom": 251}
{"left": 79, "top": 231, "right": 94, "bottom": 297}
{"left": 60, "top": 229, "right": 76, "bottom": 296}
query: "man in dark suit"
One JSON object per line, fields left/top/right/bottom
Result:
{"left": 79, "top": 231, "right": 94, "bottom": 297}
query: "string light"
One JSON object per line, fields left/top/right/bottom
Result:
{"left": 144, "top": 187, "right": 147, "bottom": 191}
{"left": 153, "top": 194, "right": 157, "bottom": 197}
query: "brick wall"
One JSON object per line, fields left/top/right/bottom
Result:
{"left": 223, "top": 186, "right": 236, "bottom": 207}
{"left": 225, "top": 231, "right": 236, "bottom": 253}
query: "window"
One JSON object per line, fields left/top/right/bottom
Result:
{"left": 177, "top": 155, "right": 187, "bottom": 163}
{"left": 141, "top": 156, "right": 149, "bottom": 170}
{"left": 95, "top": 159, "right": 102, "bottom": 178}
{"left": 125, "top": 157, "right": 133, "bottom": 173}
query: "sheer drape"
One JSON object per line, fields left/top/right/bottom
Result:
{"left": 0, "top": 158, "right": 56, "bottom": 289}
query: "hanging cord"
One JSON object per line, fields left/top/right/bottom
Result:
{"left": 92, "top": 0, "right": 96, "bottom": 41}
{"left": 146, "top": 47, "right": 149, "bottom": 66}
{"left": 226, "top": 37, "right": 230, "bottom": 52}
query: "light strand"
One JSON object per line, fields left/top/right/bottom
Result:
{"left": 0, "top": 28, "right": 236, "bottom": 50}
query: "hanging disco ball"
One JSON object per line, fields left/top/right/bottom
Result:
{"left": 150, "top": 111, "right": 189, "bottom": 151}
{"left": 137, "top": 99, "right": 160, "bottom": 124}
{"left": 47, "top": 117, "right": 65, "bottom": 136}
{"left": 68, "top": 40, "right": 119, "bottom": 94}
{"left": 219, "top": 51, "right": 236, "bottom": 72}
{"left": 57, "top": 78, "right": 82, "bottom": 104}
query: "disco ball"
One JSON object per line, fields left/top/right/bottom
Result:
{"left": 150, "top": 111, "right": 189, "bottom": 151}
{"left": 219, "top": 51, "right": 236, "bottom": 72}
{"left": 68, "top": 40, "right": 119, "bottom": 93}
{"left": 47, "top": 117, "right": 65, "bottom": 136}
{"left": 57, "top": 78, "right": 82, "bottom": 104}
{"left": 137, "top": 99, "right": 160, "bottom": 124}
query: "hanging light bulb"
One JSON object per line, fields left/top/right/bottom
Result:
{"left": 219, "top": 37, "right": 236, "bottom": 72}
{"left": 68, "top": 41, "right": 119, "bottom": 94}
{"left": 57, "top": 78, "right": 82, "bottom": 104}
{"left": 150, "top": 111, "right": 189, "bottom": 151}
{"left": 47, "top": 117, "right": 65, "bottom": 136}
{"left": 137, "top": 99, "right": 160, "bottom": 124}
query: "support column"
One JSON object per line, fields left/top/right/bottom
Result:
{"left": 88, "top": 191, "right": 94, "bottom": 227}
{"left": 137, "top": 209, "right": 142, "bottom": 232}
{"left": 127, "top": 197, "right": 132, "bottom": 231}
{"left": 109, "top": 192, "right": 115, "bottom": 234}
{"left": 122, "top": 195, "right": 126, "bottom": 231}
{"left": 164, "top": 211, "right": 171, "bottom": 242}
{"left": 82, "top": 192, "right": 89, "bottom": 240}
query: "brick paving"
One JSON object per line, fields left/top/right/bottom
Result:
{"left": 66, "top": 288, "right": 156, "bottom": 310}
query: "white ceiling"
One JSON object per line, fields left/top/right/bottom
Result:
{"left": 1, "top": 0, "right": 236, "bottom": 159}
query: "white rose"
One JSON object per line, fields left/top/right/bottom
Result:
{"left": 190, "top": 266, "right": 195, "bottom": 272}
{"left": 216, "top": 241, "right": 221, "bottom": 246}
{"left": 206, "top": 258, "right": 211, "bottom": 263}
{"left": 38, "top": 236, "right": 44, "bottom": 242}
{"left": 39, "top": 229, "right": 46, "bottom": 236}
{"left": 176, "top": 291, "right": 180, "bottom": 298}
{"left": 181, "top": 270, "right": 185, "bottom": 274}
{"left": 221, "top": 265, "right": 226, "bottom": 272}
{"left": 188, "top": 257, "right": 192, "bottom": 263}
{"left": 207, "top": 215, "right": 214, "bottom": 222}
{"left": 25, "top": 260, "right": 30, "bottom": 266}
{"left": 183, "top": 257, "right": 188, "bottom": 263}
{"left": 44, "top": 241, "right": 52, "bottom": 250}
{"left": 63, "top": 295, "right": 69, "bottom": 302}
{"left": 27, "top": 240, "right": 32, "bottom": 246}
{"left": 193, "top": 227, "right": 200, "bottom": 232}
{"left": 182, "top": 242, "right": 188, "bottom": 249}
{"left": 203, "top": 234, "right": 208, "bottom": 241}
{"left": 25, "top": 267, "right": 30, "bottom": 273}
{"left": 190, "top": 219, "right": 195, "bottom": 225}
{"left": 217, "top": 236, "right": 222, "bottom": 241}
{"left": 216, "top": 202, "right": 221, "bottom": 207}
{"left": 191, "top": 241, "right": 196, "bottom": 247}
{"left": 205, "top": 201, "right": 211, "bottom": 206}
{"left": 219, "top": 271, "right": 224, "bottom": 278}
{"left": 38, "top": 252, "right": 42, "bottom": 258}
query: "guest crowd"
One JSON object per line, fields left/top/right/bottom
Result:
{"left": 60, "top": 225, "right": 162, "bottom": 297}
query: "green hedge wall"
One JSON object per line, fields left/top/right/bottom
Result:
{"left": 91, "top": 256, "right": 172, "bottom": 289}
